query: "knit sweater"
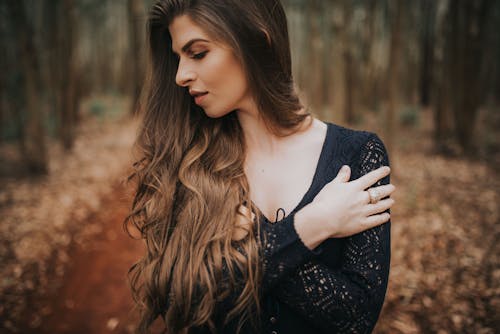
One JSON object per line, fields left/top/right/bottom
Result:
{"left": 193, "top": 121, "right": 392, "bottom": 334}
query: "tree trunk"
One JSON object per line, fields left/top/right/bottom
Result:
{"left": 330, "top": 1, "right": 346, "bottom": 123}
{"left": 44, "top": 0, "right": 62, "bottom": 140}
{"left": 307, "top": 0, "right": 324, "bottom": 116}
{"left": 0, "top": 25, "right": 5, "bottom": 144}
{"left": 128, "top": 0, "right": 144, "bottom": 115}
{"left": 7, "top": 0, "right": 48, "bottom": 174}
{"left": 449, "top": 0, "right": 491, "bottom": 154}
{"left": 419, "top": 0, "right": 436, "bottom": 106}
{"left": 386, "top": 0, "right": 402, "bottom": 155}
{"left": 323, "top": 2, "right": 337, "bottom": 122}
{"left": 361, "top": 0, "right": 377, "bottom": 111}
{"left": 60, "top": 0, "right": 78, "bottom": 150}
{"left": 342, "top": 0, "right": 355, "bottom": 124}
{"left": 432, "top": 0, "right": 452, "bottom": 152}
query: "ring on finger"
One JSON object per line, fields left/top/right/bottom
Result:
{"left": 367, "top": 188, "right": 382, "bottom": 204}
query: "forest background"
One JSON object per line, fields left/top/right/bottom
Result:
{"left": 0, "top": 0, "right": 498, "bottom": 333}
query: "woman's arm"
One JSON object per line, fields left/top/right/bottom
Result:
{"left": 273, "top": 134, "right": 392, "bottom": 333}
{"left": 214, "top": 134, "right": 392, "bottom": 331}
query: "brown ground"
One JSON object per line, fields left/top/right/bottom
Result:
{"left": 1, "top": 102, "right": 498, "bottom": 333}
{"left": 31, "top": 182, "right": 143, "bottom": 334}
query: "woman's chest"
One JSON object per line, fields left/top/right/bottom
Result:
{"left": 245, "top": 153, "right": 319, "bottom": 221}
{"left": 244, "top": 120, "right": 329, "bottom": 221}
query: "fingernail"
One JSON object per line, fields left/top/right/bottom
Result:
{"left": 342, "top": 165, "right": 349, "bottom": 172}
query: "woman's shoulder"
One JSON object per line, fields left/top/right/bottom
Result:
{"left": 322, "top": 120, "right": 384, "bottom": 155}
{"left": 323, "top": 120, "right": 378, "bottom": 141}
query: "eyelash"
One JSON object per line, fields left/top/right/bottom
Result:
{"left": 191, "top": 51, "right": 208, "bottom": 60}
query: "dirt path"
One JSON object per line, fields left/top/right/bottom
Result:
{"left": 30, "top": 182, "right": 155, "bottom": 334}
{"left": 9, "top": 107, "right": 497, "bottom": 333}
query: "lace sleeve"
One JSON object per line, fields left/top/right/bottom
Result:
{"left": 212, "top": 210, "right": 321, "bottom": 324}
{"left": 272, "top": 134, "right": 392, "bottom": 333}
{"left": 258, "top": 212, "right": 326, "bottom": 292}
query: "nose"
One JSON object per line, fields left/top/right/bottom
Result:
{"left": 175, "top": 59, "right": 196, "bottom": 87}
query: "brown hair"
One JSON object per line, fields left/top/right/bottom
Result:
{"left": 124, "top": 0, "right": 310, "bottom": 333}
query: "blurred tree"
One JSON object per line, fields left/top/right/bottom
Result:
{"left": 60, "top": 0, "right": 79, "bottom": 150}
{"left": 386, "top": 0, "right": 401, "bottom": 155}
{"left": 128, "top": 0, "right": 144, "bottom": 115}
{"left": 329, "top": 0, "right": 346, "bottom": 123}
{"left": 6, "top": 0, "right": 48, "bottom": 174}
{"left": 43, "top": 0, "right": 80, "bottom": 151}
{"left": 0, "top": 12, "right": 5, "bottom": 145}
{"left": 432, "top": 0, "right": 495, "bottom": 155}
{"left": 341, "top": 0, "right": 354, "bottom": 124}
{"left": 360, "top": 0, "right": 378, "bottom": 111}
{"left": 308, "top": 0, "right": 325, "bottom": 117}
{"left": 432, "top": 0, "right": 451, "bottom": 152}
{"left": 419, "top": 0, "right": 436, "bottom": 107}
{"left": 0, "top": 0, "right": 498, "bottom": 175}
{"left": 448, "top": 0, "right": 492, "bottom": 154}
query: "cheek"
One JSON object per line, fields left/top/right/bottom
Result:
{"left": 225, "top": 57, "right": 247, "bottom": 89}
{"left": 205, "top": 53, "right": 247, "bottom": 94}
{"left": 202, "top": 57, "right": 224, "bottom": 85}
{"left": 224, "top": 67, "right": 248, "bottom": 101}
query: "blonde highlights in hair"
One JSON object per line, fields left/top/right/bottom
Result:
{"left": 124, "top": 0, "right": 309, "bottom": 333}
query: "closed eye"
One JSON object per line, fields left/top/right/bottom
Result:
{"left": 191, "top": 51, "right": 208, "bottom": 60}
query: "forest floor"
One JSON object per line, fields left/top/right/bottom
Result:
{"left": 0, "top": 99, "right": 498, "bottom": 333}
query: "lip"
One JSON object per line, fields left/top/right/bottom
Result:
{"left": 191, "top": 92, "right": 208, "bottom": 105}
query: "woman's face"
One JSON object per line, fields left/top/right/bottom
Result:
{"left": 169, "top": 15, "right": 254, "bottom": 118}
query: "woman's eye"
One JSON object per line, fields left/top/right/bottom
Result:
{"left": 191, "top": 51, "right": 208, "bottom": 60}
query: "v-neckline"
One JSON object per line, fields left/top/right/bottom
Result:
{"left": 251, "top": 122, "right": 332, "bottom": 223}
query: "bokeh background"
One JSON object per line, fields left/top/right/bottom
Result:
{"left": 0, "top": 0, "right": 498, "bottom": 333}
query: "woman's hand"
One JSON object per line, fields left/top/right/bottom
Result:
{"left": 294, "top": 165, "right": 395, "bottom": 249}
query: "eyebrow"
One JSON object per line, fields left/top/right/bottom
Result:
{"left": 172, "top": 38, "right": 210, "bottom": 55}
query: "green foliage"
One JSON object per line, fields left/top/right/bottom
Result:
{"left": 86, "top": 95, "right": 128, "bottom": 123}
{"left": 1, "top": 118, "right": 20, "bottom": 142}
{"left": 399, "top": 105, "right": 420, "bottom": 127}
{"left": 44, "top": 111, "right": 59, "bottom": 138}
{"left": 353, "top": 112, "right": 364, "bottom": 125}
{"left": 89, "top": 99, "right": 105, "bottom": 118}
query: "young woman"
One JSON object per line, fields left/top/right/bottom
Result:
{"left": 125, "top": 1, "right": 395, "bottom": 333}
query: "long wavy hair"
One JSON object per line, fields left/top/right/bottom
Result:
{"left": 124, "top": 0, "right": 310, "bottom": 333}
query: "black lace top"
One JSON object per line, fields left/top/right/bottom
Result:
{"left": 193, "top": 122, "right": 391, "bottom": 334}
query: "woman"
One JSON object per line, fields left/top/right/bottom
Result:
{"left": 125, "top": 0, "right": 395, "bottom": 333}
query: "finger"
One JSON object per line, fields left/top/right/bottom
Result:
{"left": 353, "top": 166, "right": 390, "bottom": 190}
{"left": 362, "top": 185, "right": 394, "bottom": 205}
{"left": 371, "top": 184, "right": 396, "bottom": 199}
{"left": 332, "top": 165, "right": 351, "bottom": 183}
{"left": 365, "top": 198, "right": 394, "bottom": 216}
{"left": 362, "top": 212, "right": 391, "bottom": 230}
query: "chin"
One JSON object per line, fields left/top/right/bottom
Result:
{"left": 202, "top": 108, "right": 232, "bottom": 119}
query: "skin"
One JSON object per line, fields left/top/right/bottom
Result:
{"left": 170, "top": 15, "right": 253, "bottom": 119}
{"left": 169, "top": 15, "right": 396, "bottom": 248}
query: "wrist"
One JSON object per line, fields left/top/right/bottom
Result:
{"left": 294, "top": 205, "right": 330, "bottom": 250}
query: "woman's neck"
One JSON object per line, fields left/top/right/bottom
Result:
{"left": 236, "top": 105, "right": 311, "bottom": 156}
{"left": 236, "top": 109, "right": 277, "bottom": 154}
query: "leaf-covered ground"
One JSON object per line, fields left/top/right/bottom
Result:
{"left": 0, "top": 101, "right": 498, "bottom": 333}
{"left": 0, "top": 97, "right": 140, "bottom": 332}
